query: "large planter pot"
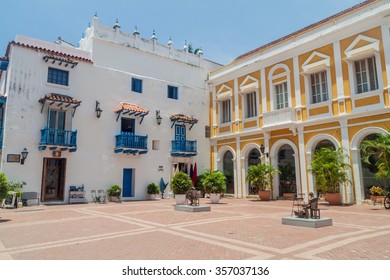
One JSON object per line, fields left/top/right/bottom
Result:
{"left": 282, "top": 193, "right": 295, "bottom": 199}
{"left": 149, "top": 194, "right": 160, "bottom": 200}
{"left": 258, "top": 190, "right": 271, "bottom": 201}
{"left": 109, "top": 196, "right": 121, "bottom": 202}
{"left": 370, "top": 195, "right": 384, "bottom": 204}
{"left": 175, "top": 194, "right": 186, "bottom": 205}
{"left": 209, "top": 193, "right": 220, "bottom": 204}
{"left": 324, "top": 193, "right": 342, "bottom": 205}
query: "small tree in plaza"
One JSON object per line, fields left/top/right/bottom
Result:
{"left": 361, "top": 132, "right": 390, "bottom": 181}
{"left": 0, "top": 172, "right": 9, "bottom": 201}
{"left": 308, "top": 147, "right": 351, "bottom": 205}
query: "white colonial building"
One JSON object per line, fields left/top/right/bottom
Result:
{"left": 0, "top": 16, "right": 220, "bottom": 203}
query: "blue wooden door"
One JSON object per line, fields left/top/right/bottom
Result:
{"left": 175, "top": 124, "right": 186, "bottom": 141}
{"left": 122, "top": 168, "right": 134, "bottom": 197}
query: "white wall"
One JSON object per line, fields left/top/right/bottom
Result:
{"left": 0, "top": 32, "right": 215, "bottom": 202}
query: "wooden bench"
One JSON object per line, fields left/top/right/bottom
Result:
{"left": 21, "top": 192, "right": 40, "bottom": 206}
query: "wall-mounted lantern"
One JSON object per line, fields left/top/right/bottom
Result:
{"left": 260, "top": 144, "right": 268, "bottom": 158}
{"left": 156, "top": 110, "right": 162, "bottom": 125}
{"left": 95, "top": 101, "right": 103, "bottom": 118}
{"left": 20, "top": 148, "right": 28, "bottom": 165}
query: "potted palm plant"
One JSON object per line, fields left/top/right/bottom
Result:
{"left": 308, "top": 147, "right": 351, "bottom": 205}
{"left": 201, "top": 170, "right": 226, "bottom": 203}
{"left": 246, "top": 163, "right": 280, "bottom": 201}
{"left": 107, "top": 184, "right": 121, "bottom": 202}
{"left": 170, "top": 172, "right": 193, "bottom": 205}
{"left": 361, "top": 132, "right": 390, "bottom": 198}
{"left": 147, "top": 182, "right": 160, "bottom": 200}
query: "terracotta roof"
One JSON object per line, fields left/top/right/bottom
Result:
{"left": 115, "top": 102, "right": 149, "bottom": 114}
{"left": 170, "top": 114, "right": 198, "bottom": 123}
{"left": 7, "top": 41, "right": 93, "bottom": 64}
{"left": 234, "top": 0, "right": 378, "bottom": 62}
{"left": 39, "top": 93, "right": 81, "bottom": 104}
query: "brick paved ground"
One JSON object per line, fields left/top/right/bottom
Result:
{"left": 0, "top": 197, "right": 389, "bottom": 260}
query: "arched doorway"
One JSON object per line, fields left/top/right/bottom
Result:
{"left": 278, "top": 144, "right": 296, "bottom": 197}
{"left": 247, "top": 148, "right": 261, "bottom": 195}
{"left": 359, "top": 133, "right": 390, "bottom": 200}
{"left": 315, "top": 139, "right": 335, "bottom": 151}
{"left": 223, "top": 151, "right": 234, "bottom": 194}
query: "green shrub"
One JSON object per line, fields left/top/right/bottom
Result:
{"left": 147, "top": 183, "right": 160, "bottom": 195}
{"left": 107, "top": 185, "right": 121, "bottom": 196}
{"left": 170, "top": 172, "right": 193, "bottom": 194}
{"left": 0, "top": 172, "right": 9, "bottom": 200}
{"left": 202, "top": 170, "right": 226, "bottom": 194}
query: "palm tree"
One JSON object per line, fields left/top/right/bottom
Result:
{"left": 246, "top": 163, "right": 280, "bottom": 192}
{"left": 308, "top": 147, "right": 351, "bottom": 194}
{"left": 361, "top": 132, "right": 390, "bottom": 181}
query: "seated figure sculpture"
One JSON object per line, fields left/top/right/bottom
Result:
{"left": 294, "top": 192, "right": 320, "bottom": 219}
{"left": 186, "top": 187, "right": 200, "bottom": 206}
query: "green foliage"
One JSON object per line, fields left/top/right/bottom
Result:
{"left": 107, "top": 184, "right": 121, "bottom": 196}
{"left": 361, "top": 132, "right": 390, "bottom": 181}
{"left": 0, "top": 172, "right": 9, "bottom": 200}
{"left": 308, "top": 147, "right": 351, "bottom": 193}
{"left": 202, "top": 170, "right": 227, "bottom": 194}
{"left": 369, "top": 186, "right": 384, "bottom": 196}
{"left": 7, "top": 180, "right": 25, "bottom": 197}
{"left": 246, "top": 163, "right": 280, "bottom": 192}
{"left": 170, "top": 172, "right": 193, "bottom": 194}
{"left": 147, "top": 183, "right": 160, "bottom": 195}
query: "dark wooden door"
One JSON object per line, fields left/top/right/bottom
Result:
{"left": 42, "top": 158, "right": 66, "bottom": 201}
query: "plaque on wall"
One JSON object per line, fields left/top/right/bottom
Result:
{"left": 7, "top": 154, "right": 21, "bottom": 163}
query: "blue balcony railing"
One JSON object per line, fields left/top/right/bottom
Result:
{"left": 115, "top": 133, "right": 148, "bottom": 150}
{"left": 0, "top": 126, "right": 3, "bottom": 148}
{"left": 40, "top": 128, "right": 77, "bottom": 147}
{"left": 171, "top": 140, "right": 197, "bottom": 156}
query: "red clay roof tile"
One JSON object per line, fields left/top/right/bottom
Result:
{"left": 115, "top": 102, "right": 149, "bottom": 114}
{"left": 234, "top": 0, "right": 378, "bottom": 62}
{"left": 170, "top": 114, "right": 198, "bottom": 123}
{"left": 39, "top": 93, "right": 81, "bottom": 104}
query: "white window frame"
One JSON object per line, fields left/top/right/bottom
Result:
{"left": 310, "top": 71, "right": 329, "bottom": 104}
{"left": 274, "top": 81, "right": 289, "bottom": 110}
{"left": 243, "top": 91, "right": 257, "bottom": 119}
{"left": 353, "top": 56, "right": 378, "bottom": 94}
{"left": 301, "top": 51, "right": 333, "bottom": 118}
{"left": 344, "top": 35, "right": 383, "bottom": 96}
{"left": 219, "top": 99, "right": 232, "bottom": 124}
{"left": 216, "top": 84, "right": 233, "bottom": 126}
{"left": 268, "top": 64, "right": 291, "bottom": 111}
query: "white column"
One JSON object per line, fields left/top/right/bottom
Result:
{"left": 351, "top": 147, "right": 363, "bottom": 205}
{"left": 260, "top": 68, "right": 267, "bottom": 115}
{"left": 293, "top": 56, "right": 302, "bottom": 108}
{"left": 233, "top": 78, "right": 240, "bottom": 132}
{"left": 213, "top": 142, "right": 218, "bottom": 172}
{"left": 339, "top": 119, "right": 353, "bottom": 204}
{"left": 235, "top": 138, "right": 242, "bottom": 198}
{"left": 381, "top": 23, "right": 390, "bottom": 92}
{"left": 297, "top": 126, "right": 308, "bottom": 198}
{"left": 333, "top": 41, "right": 347, "bottom": 113}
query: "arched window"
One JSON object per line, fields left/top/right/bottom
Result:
{"left": 315, "top": 140, "right": 335, "bottom": 151}
{"left": 223, "top": 151, "right": 234, "bottom": 194}
{"left": 359, "top": 133, "right": 389, "bottom": 199}
{"left": 278, "top": 144, "right": 296, "bottom": 196}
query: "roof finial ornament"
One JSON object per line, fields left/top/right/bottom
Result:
{"left": 167, "top": 36, "right": 173, "bottom": 47}
{"left": 133, "top": 26, "right": 140, "bottom": 36}
{"left": 94, "top": 12, "right": 98, "bottom": 18}
{"left": 183, "top": 40, "right": 189, "bottom": 52}
{"left": 113, "top": 18, "right": 121, "bottom": 30}
{"left": 151, "top": 29, "right": 157, "bottom": 41}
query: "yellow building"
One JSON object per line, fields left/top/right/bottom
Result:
{"left": 208, "top": 0, "right": 390, "bottom": 204}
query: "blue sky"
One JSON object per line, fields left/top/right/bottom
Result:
{"left": 1, "top": 0, "right": 364, "bottom": 64}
